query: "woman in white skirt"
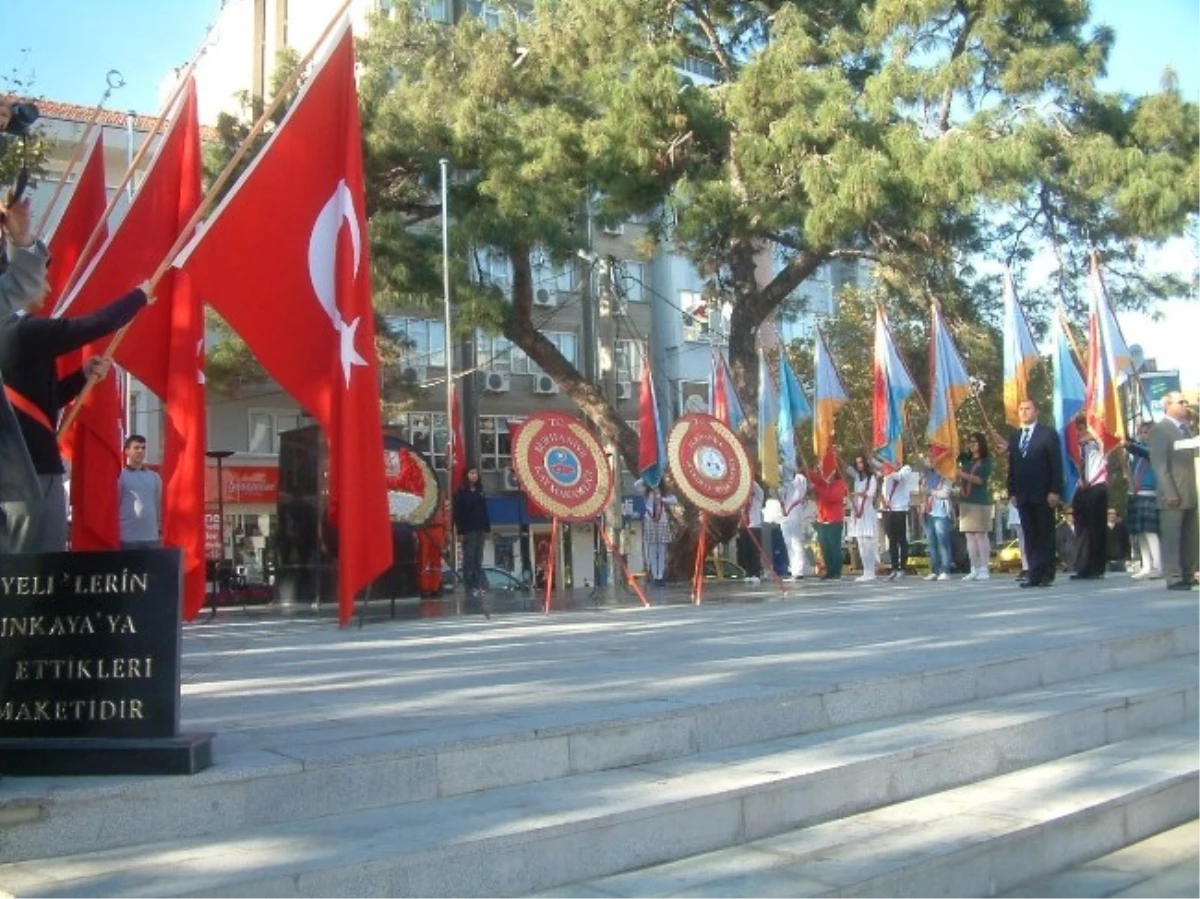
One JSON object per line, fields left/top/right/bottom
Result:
{"left": 957, "top": 432, "right": 995, "bottom": 580}
{"left": 844, "top": 453, "right": 880, "bottom": 582}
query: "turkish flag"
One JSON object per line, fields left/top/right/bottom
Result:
{"left": 42, "top": 136, "right": 122, "bottom": 550}
{"left": 54, "top": 82, "right": 208, "bottom": 617}
{"left": 174, "top": 21, "right": 392, "bottom": 624}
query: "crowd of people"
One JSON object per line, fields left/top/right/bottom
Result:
{"left": 622, "top": 396, "right": 1197, "bottom": 592}
{"left": 4, "top": 178, "right": 1196, "bottom": 597}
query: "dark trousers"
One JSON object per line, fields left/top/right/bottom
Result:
{"left": 1072, "top": 484, "right": 1108, "bottom": 577}
{"left": 737, "top": 527, "right": 763, "bottom": 577}
{"left": 1018, "top": 500, "right": 1056, "bottom": 585}
{"left": 883, "top": 510, "right": 908, "bottom": 572}
{"left": 817, "top": 522, "right": 844, "bottom": 578}
{"left": 1159, "top": 507, "right": 1199, "bottom": 587}
{"left": 462, "top": 530, "right": 486, "bottom": 593}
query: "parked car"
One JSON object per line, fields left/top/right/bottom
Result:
{"left": 442, "top": 566, "right": 529, "bottom": 592}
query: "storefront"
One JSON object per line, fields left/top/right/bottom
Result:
{"left": 205, "top": 463, "right": 279, "bottom": 584}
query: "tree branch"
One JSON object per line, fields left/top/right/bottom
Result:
{"left": 938, "top": 2, "right": 977, "bottom": 133}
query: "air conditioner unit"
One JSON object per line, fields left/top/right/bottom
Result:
{"left": 483, "top": 371, "right": 511, "bottom": 393}
{"left": 533, "top": 287, "right": 558, "bottom": 308}
{"left": 400, "top": 365, "right": 427, "bottom": 386}
{"left": 533, "top": 374, "right": 559, "bottom": 395}
{"left": 503, "top": 468, "right": 521, "bottom": 491}
{"left": 616, "top": 380, "right": 633, "bottom": 401}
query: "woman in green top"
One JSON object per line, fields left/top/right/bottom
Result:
{"left": 957, "top": 431, "right": 995, "bottom": 581}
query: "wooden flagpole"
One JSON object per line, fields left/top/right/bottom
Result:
{"left": 34, "top": 70, "right": 126, "bottom": 238}
{"left": 597, "top": 524, "right": 649, "bottom": 607}
{"left": 51, "top": 32, "right": 217, "bottom": 314}
{"left": 58, "top": 0, "right": 354, "bottom": 436}
{"left": 741, "top": 520, "right": 786, "bottom": 594}
{"left": 692, "top": 512, "right": 709, "bottom": 604}
{"left": 543, "top": 517, "right": 559, "bottom": 614}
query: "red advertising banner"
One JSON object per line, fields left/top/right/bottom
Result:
{"left": 204, "top": 465, "right": 279, "bottom": 505}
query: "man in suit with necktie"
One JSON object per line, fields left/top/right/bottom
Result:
{"left": 1148, "top": 392, "right": 1198, "bottom": 591}
{"left": 1008, "top": 399, "right": 1064, "bottom": 588}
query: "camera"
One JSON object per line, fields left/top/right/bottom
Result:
{"left": 1, "top": 101, "right": 38, "bottom": 137}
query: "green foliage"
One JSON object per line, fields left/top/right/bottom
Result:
{"left": 358, "top": 0, "right": 1197, "bottom": 473}
{"left": 1, "top": 56, "right": 52, "bottom": 211}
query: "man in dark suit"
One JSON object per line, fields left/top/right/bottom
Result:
{"left": 1008, "top": 399, "right": 1064, "bottom": 587}
{"left": 1149, "top": 392, "right": 1198, "bottom": 591}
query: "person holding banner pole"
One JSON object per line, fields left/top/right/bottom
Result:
{"left": 1125, "top": 421, "right": 1162, "bottom": 579}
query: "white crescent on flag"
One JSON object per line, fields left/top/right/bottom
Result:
{"left": 308, "top": 179, "right": 367, "bottom": 387}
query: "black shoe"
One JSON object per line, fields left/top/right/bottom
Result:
{"left": 1016, "top": 570, "right": 1029, "bottom": 583}
{"left": 1166, "top": 581, "right": 1195, "bottom": 591}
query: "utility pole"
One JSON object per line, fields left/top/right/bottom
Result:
{"left": 597, "top": 256, "right": 622, "bottom": 600}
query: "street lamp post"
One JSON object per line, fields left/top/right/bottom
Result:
{"left": 206, "top": 450, "right": 235, "bottom": 620}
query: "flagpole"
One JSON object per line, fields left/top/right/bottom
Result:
{"left": 52, "top": 30, "right": 215, "bottom": 313}
{"left": 34, "top": 70, "right": 125, "bottom": 238}
{"left": 58, "top": 0, "right": 354, "bottom": 437}
{"left": 440, "top": 156, "right": 459, "bottom": 593}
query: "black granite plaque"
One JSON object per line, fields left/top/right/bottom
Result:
{"left": 0, "top": 550, "right": 210, "bottom": 773}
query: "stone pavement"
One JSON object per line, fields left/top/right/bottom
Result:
{"left": 175, "top": 572, "right": 1195, "bottom": 766}
{"left": 2, "top": 571, "right": 1194, "bottom": 897}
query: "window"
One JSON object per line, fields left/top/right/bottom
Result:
{"left": 615, "top": 340, "right": 646, "bottom": 383}
{"left": 467, "top": 0, "right": 502, "bottom": 29}
{"left": 248, "top": 410, "right": 303, "bottom": 455}
{"left": 386, "top": 317, "right": 446, "bottom": 367}
{"left": 530, "top": 248, "right": 575, "bottom": 295}
{"left": 476, "top": 331, "right": 576, "bottom": 376}
{"left": 680, "top": 290, "right": 710, "bottom": 342}
{"left": 677, "top": 380, "right": 710, "bottom": 417}
{"left": 478, "top": 416, "right": 514, "bottom": 471}
{"left": 420, "top": 0, "right": 449, "bottom": 22}
{"left": 678, "top": 56, "right": 720, "bottom": 82}
{"left": 475, "top": 248, "right": 510, "bottom": 288}
{"left": 389, "top": 412, "right": 449, "bottom": 470}
{"left": 616, "top": 261, "right": 646, "bottom": 302}
{"left": 477, "top": 333, "right": 513, "bottom": 371}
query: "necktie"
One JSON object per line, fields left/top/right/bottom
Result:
{"left": 1019, "top": 428, "right": 1031, "bottom": 455}
{"left": 1181, "top": 421, "right": 1193, "bottom": 438}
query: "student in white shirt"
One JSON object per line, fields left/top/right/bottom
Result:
{"left": 844, "top": 454, "right": 880, "bottom": 582}
{"left": 880, "top": 462, "right": 918, "bottom": 580}
{"left": 781, "top": 471, "right": 809, "bottom": 580}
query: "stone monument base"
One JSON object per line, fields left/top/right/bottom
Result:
{"left": 0, "top": 733, "right": 214, "bottom": 776}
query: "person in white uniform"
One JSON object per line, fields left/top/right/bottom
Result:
{"left": 845, "top": 453, "right": 880, "bottom": 582}
{"left": 781, "top": 470, "right": 809, "bottom": 580}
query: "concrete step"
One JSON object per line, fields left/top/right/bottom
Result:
{"left": 546, "top": 721, "right": 1198, "bottom": 898}
{"left": 0, "top": 657, "right": 1193, "bottom": 897}
{"left": 1002, "top": 819, "right": 1199, "bottom": 898}
{"left": 0, "top": 624, "right": 1192, "bottom": 865}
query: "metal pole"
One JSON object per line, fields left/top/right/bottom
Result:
{"left": 440, "top": 158, "right": 461, "bottom": 614}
